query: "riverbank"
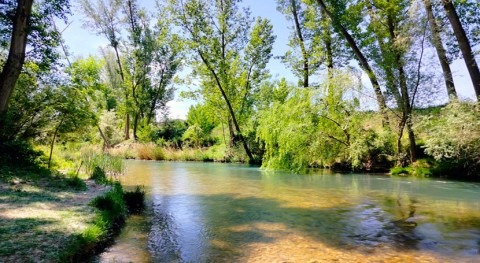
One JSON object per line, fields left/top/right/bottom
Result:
{"left": 0, "top": 160, "right": 142, "bottom": 262}
{"left": 0, "top": 164, "right": 108, "bottom": 261}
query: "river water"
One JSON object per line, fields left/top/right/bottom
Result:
{"left": 98, "top": 160, "right": 480, "bottom": 262}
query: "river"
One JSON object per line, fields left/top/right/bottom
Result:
{"left": 97, "top": 160, "right": 480, "bottom": 262}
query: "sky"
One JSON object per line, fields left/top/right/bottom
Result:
{"left": 60, "top": 0, "right": 477, "bottom": 119}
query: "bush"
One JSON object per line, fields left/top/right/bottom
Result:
{"left": 390, "top": 159, "right": 433, "bottom": 177}
{"left": 420, "top": 101, "right": 480, "bottom": 178}
{"left": 123, "top": 186, "right": 145, "bottom": 214}
{"left": 390, "top": 166, "right": 409, "bottom": 176}
{"left": 90, "top": 183, "right": 127, "bottom": 224}
{"left": 90, "top": 166, "right": 107, "bottom": 184}
{"left": 0, "top": 140, "right": 42, "bottom": 167}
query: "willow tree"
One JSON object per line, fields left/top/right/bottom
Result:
{"left": 169, "top": 0, "right": 275, "bottom": 163}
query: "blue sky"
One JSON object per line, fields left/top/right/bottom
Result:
{"left": 60, "top": 0, "right": 477, "bottom": 119}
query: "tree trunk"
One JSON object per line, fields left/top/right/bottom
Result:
{"left": 198, "top": 52, "right": 255, "bottom": 162}
{"left": 290, "top": 0, "right": 309, "bottom": 87}
{"left": 314, "top": 0, "right": 389, "bottom": 125}
{"left": 424, "top": 0, "right": 457, "bottom": 98}
{"left": 147, "top": 69, "right": 165, "bottom": 125}
{"left": 228, "top": 117, "right": 235, "bottom": 148}
{"left": 0, "top": 0, "right": 34, "bottom": 115}
{"left": 386, "top": 13, "right": 416, "bottom": 163}
{"left": 113, "top": 45, "right": 130, "bottom": 140}
{"left": 48, "top": 116, "right": 65, "bottom": 169}
{"left": 133, "top": 111, "right": 139, "bottom": 141}
{"left": 442, "top": 0, "right": 480, "bottom": 98}
{"left": 323, "top": 9, "right": 333, "bottom": 72}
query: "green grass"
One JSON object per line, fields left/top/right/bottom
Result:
{"left": 59, "top": 182, "right": 127, "bottom": 261}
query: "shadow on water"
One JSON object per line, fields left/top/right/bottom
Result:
{"left": 149, "top": 193, "right": 480, "bottom": 262}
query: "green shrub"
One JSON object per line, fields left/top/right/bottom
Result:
{"left": 0, "top": 140, "right": 42, "bottom": 167}
{"left": 60, "top": 182, "right": 127, "bottom": 261}
{"left": 90, "top": 166, "right": 107, "bottom": 184}
{"left": 123, "top": 186, "right": 145, "bottom": 214}
{"left": 390, "top": 166, "right": 409, "bottom": 176}
{"left": 420, "top": 101, "right": 480, "bottom": 178}
{"left": 90, "top": 183, "right": 127, "bottom": 224}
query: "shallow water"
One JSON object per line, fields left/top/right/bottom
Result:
{"left": 98, "top": 160, "right": 480, "bottom": 262}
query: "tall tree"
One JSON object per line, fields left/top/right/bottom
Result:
{"left": 366, "top": 0, "right": 426, "bottom": 163}
{"left": 442, "top": 0, "right": 480, "bottom": 98}
{"left": 80, "top": 0, "right": 131, "bottom": 139}
{"left": 171, "top": 0, "right": 275, "bottom": 162}
{"left": 423, "top": 0, "right": 457, "bottom": 98}
{"left": 310, "top": 0, "right": 389, "bottom": 125}
{"left": 278, "top": 0, "right": 310, "bottom": 87}
{"left": 0, "top": 0, "right": 33, "bottom": 116}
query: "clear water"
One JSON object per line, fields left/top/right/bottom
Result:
{"left": 98, "top": 160, "right": 480, "bottom": 262}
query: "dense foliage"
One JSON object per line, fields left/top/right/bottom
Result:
{"left": 0, "top": 0, "right": 479, "bottom": 179}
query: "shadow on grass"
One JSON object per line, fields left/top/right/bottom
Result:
{"left": 0, "top": 217, "right": 63, "bottom": 260}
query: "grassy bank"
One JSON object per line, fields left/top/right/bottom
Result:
{"left": 0, "top": 143, "right": 145, "bottom": 262}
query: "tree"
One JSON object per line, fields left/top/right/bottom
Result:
{"left": 277, "top": 0, "right": 311, "bottom": 87}
{"left": 422, "top": 0, "right": 457, "bottom": 98}
{"left": 0, "top": 0, "right": 34, "bottom": 117}
{"left": 0, "top": 0, "right": 69, "bottom": 122}
{"left": 170, "top": 0, "right": 275, "bottom": 163}
{"left": 80, "top": 0, "right": 131, "bottom": 139}
{"left": 309, "top": 0, "right": 390, "bottom": 125}
{"left": 442, "top": 0, "right": 480, "bottom": 98}
{"left": 123, "top": 1, "right": 180, "bottom": 139}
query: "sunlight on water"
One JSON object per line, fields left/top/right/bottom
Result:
{"left": 98, "top": 160, "right": 480, "bottom": 262}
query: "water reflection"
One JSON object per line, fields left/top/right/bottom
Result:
{"left": 102, "top": 161, "right": 480, "bottom": 262}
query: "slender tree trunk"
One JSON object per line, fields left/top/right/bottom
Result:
{"left": 323, "top": 9, "right": 333, "bottom": 73}
{"left": 228, "top": 117, "right": 235, "bottom": 148}
{"left": 48, "top": 116, "right": 65, "bottom": 169}
{"left": 133, "top": 111, "right": 139, "bottom": 140}
{"left": 442, "top": 0, "right": 480, "bottom": 98}
{"left": 386, "top": 14, "right": 416, "bottom": 163}
{"left": 198, "top": 52, "right": 255, "bottom": 162}
{"left": 147, "top": 70, "right": 165, "bottom": 125}
{"left": 0, "top": 0, "right": 34, "bottom": 116}
{"left": 112, "top": 45, "right": 130, "bottom": 139}
{"left": 367, "top": 4, "right": 402, "bottom": 105}
{"left": 97, "top": 126, "right": 111, "bottom": 150}
{"left": 290, "top": 0, "right": 309, "bottom": 87}
{"left": 314, "top": 0, "right": 389, "bottom": 125}
{"left": 424, "top": 0, "right": 457, "bottom": 98}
